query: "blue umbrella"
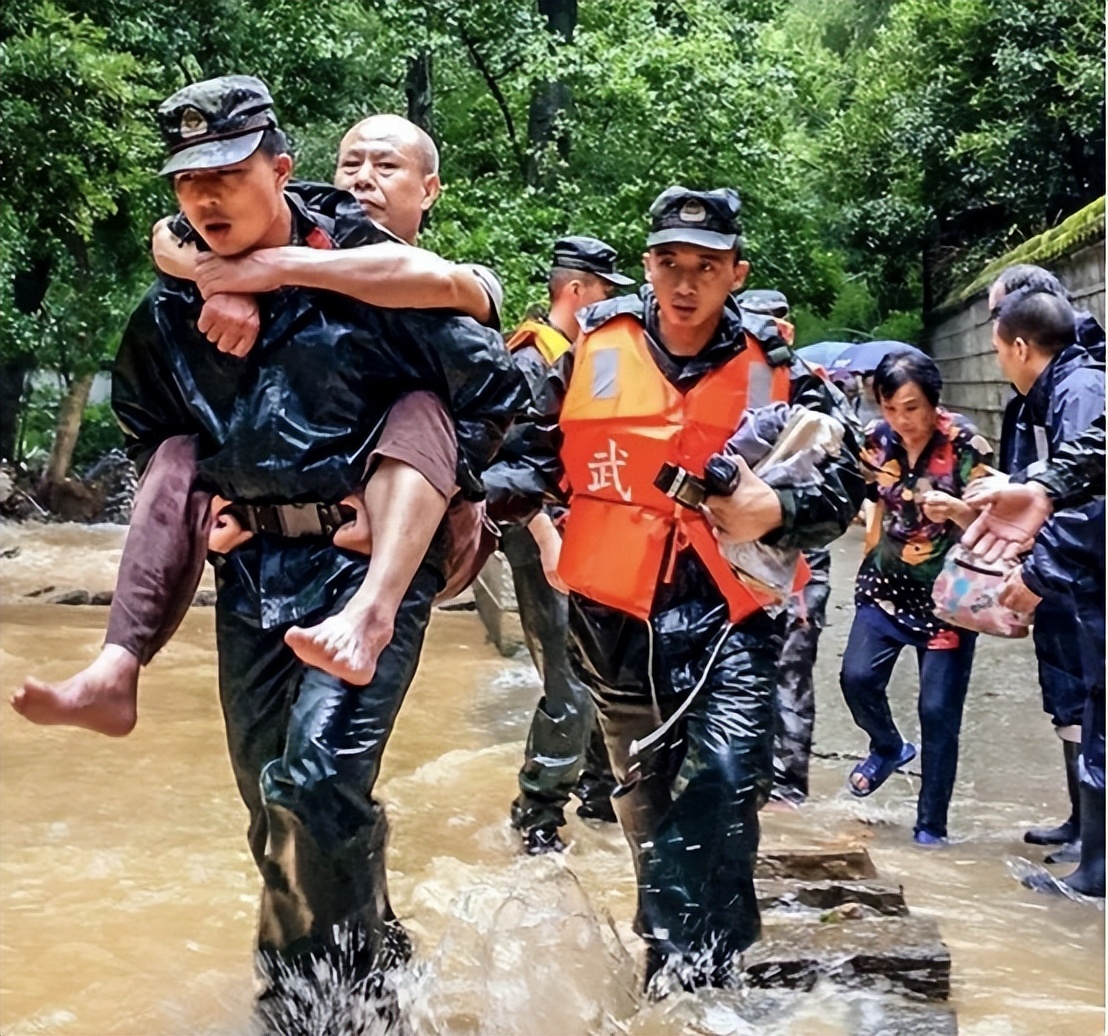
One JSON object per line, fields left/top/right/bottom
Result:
{"left": 795, "top": 341, "right": 852, "bottom": 368}
{"left": 826, "top": 340, "right": 925, "bottom": 374}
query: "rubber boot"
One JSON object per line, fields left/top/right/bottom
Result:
{"left": 1060, "top": 784, "right": 1105, "bottom": 898}
{"left": 1025, "top": 740, "right": 1081, "bottom": 845}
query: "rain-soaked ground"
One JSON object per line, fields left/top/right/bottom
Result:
{"left": 0, "top": 522, "right": 1104, "bottom": 1034}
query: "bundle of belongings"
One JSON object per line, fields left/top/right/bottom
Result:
{"left": 716, "top": 402, "right": 845, "bottom": 609}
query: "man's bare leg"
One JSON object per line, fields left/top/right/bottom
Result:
{"left": 11, "top": 435, "right": 209, "bottom": 735}
{"left": 285, "top": 459, "right": 448, "bottom": 684}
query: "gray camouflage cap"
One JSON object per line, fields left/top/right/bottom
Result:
{"left": 156, "top": 75, "right": 277, "bottom": 176}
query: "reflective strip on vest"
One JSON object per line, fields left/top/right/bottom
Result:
{"left": 557, "top": 314, "right": 801, "bottom": 623}
{"left": 506, "top": 320, "right": 572, "bottom": 367}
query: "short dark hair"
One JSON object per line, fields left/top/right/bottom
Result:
{"left": 873, "top": 350, "right": 943, "bottom": 407}
{"left": 548, "top": 266, "right": 605, "bottom": 300}
{"left": 257, "top": 126, "right": 291, "bottom": 159}
{"left": 996, "top": 289, "right": 1076, "bottom": 355}
{"left": 990, "top": 264, "right": 1070, "bottom": 317}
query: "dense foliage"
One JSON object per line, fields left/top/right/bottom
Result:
{"left": 0, "top": 0, "right": 1103, "bottom": 469}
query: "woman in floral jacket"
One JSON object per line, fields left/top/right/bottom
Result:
{"left": 840, "top": 351, "right": 993, "bottom": 845}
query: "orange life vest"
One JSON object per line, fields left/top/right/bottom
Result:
{"left": 558, "top": 313, "right": 805, "bottom": 622}
{"left": 506, "top": 320, "right": 572, "bottom": 366}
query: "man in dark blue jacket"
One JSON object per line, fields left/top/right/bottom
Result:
{"left": 988, "top": 268, "right": 1105, "bottom": 857}
{"left": 983, "top": 286, "right": 1105, "bottom": 899}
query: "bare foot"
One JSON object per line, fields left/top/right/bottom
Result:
{"left": 11, "top": 645, "right": 140, "bottom": 736}
{"left": 284, "top": 599, "right": 394, "bottom": 686}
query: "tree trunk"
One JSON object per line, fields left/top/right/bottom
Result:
{"left": 0, "top": 356, "right": 33, "bottom": 462}
{"left": 405, "top": 50, "right": 434, "bottom": 137}
{"left": 526, "top": 0, "right": 577, "bottom": 190}
{"left": 44, "top": 370, "right": 95, "bottom": 486}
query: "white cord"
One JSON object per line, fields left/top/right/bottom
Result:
{"left": 630, "top": 620, "right": 735, "bottom": 757}
{"left": 646, "top": 619, "right": 661, "bottom": 724}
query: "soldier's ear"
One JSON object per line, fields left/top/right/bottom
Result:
{"left": 731, "top": 259, "right": 750, "bottom": 292}
{"left": 642, "top": 252, "right": 653, "bottom": 283}
{"left": 274, "top": 153, "right": 293, "bottom": 189}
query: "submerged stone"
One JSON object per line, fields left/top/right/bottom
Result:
{"left": 743, "top": 916, "right": 951, "bottom": 1000}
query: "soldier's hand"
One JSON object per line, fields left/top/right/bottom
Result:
{"left": 195, "top": 249, "right": 286, "bottom": 300}
{"left": 961, "top": 482, "right": 1053, "bottom": 562}
{"left": 197, "top": 293, "right": 261, "bottom": 357}
{"left": 528, "top": 512, "right": 569, "bottom": 593}
{"left": 702, "top": 457, "right": 783, "bottom": 545}
{"left": 997, "top": 566, "right": 1042, "bottom": 613}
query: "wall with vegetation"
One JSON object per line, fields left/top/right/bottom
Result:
{"left": 927, "top": 198, "right": 1105, "bottom": 444}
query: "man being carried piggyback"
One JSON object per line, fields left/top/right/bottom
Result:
{"left": 31, "top": 75, "right": 527, "bottom": 1022}
{"left": 15, "top": 109, "right": 508, "bottom": 731}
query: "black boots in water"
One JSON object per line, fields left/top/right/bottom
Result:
{"left": 1025, "top": 740, "right": 1082, "bottom": 845}
{"left": 1063, "top": 784, "right": 1106, "bottom": 898}
{"left": 1024, "top": 783, "right": 1105, "bottom": 900}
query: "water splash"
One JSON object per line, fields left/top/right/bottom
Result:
{"left": 1005, "top": 856, "right": 1106, "bottom": 910}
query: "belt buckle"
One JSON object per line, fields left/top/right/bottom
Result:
{"left": 276, "top": 503, "right": 324, "bottom": 538}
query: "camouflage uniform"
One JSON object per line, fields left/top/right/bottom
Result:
{"left": 772, "top": 548, "right": 831, "bottom": 801}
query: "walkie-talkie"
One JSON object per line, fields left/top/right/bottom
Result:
{"left": 654, "top": 453, "right": 741, "bottom": 510}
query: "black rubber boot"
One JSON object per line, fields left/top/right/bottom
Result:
{"left": 1062, "top": 784, "right": 1105, "bottom": 898}
{"left": 1045, "top": 839, "right": 1081, "bottom": 865}
{"left": 1025, "top": 740, "right": 1081, "bottom": 845}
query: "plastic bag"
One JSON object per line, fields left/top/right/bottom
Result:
{"left": 930, "top": 544, "right": 1032, "bottom": 638}
{"left": 717, "top": 405, "right": 845, "bottom": 607}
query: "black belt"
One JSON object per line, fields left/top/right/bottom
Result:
{"left": 224, "top": 501, "right": 357, "bottom": 539}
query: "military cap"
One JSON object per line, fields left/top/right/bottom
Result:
{"left": 736, "top": 288, "right": 789, "bottom": 318}
{"left": 647, "top": 186, "right": 742, "bottom": 251}
{"left": 551, "top": 236, "right": 634, "bottom": 286}
{"left": 156, "top": 75, "right": 278, "bottom": 176}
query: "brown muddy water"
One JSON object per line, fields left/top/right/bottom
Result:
{"left": 0, "top": 522, "right": 1103, "bottom": 1034}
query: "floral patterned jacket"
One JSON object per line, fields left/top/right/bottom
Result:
{"left": 855, "top": 409, "right": 993, "bottom": 636}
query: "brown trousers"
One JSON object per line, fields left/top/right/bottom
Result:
{"left": 105, "top": 391, "right": 493, "bottom": 663}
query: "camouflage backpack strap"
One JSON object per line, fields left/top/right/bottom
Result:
{"left": 740, "top": 308, "right": 794, "bottom": 367}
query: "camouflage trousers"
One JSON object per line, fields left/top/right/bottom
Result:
{"left": 772, "top": 549, "right": 831, "bottom": 801}
{"left": 500, "top": 524, "right": 616, "bottom": 831}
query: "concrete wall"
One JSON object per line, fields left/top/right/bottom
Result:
{"left": 927, "top": 242, "right": 1105, "bottom": 445}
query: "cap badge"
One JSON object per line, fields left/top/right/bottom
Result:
{"left": 180, "top": 108, "right": 208, "bottom": 139}
{"left": 678, "top": 200, "right": 707, "bottom": 223}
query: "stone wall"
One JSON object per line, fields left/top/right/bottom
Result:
{"left": 926, "top": 241, "right": 1105, "bottom": 445}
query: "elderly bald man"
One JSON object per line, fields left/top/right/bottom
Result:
{"left": 14, "top": 113, "right": 508, "bottom": 732}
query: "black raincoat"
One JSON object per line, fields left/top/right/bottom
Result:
{"left": 1019, "top": 412, "right": 1106, "bottom": 507}
{"left": 112, "top": 182, "right": 528, "bottom": 977}
{"left": 485, "top": 289, "right": 864, "bottom": 983}
{"left": 1001, "top": 338, "right": 1105, "bottom": 728}
{"left": 1024, "top": 500, "right": 1105, "bottom": 789}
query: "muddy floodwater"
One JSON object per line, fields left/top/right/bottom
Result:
{"left": 1, "top": 523, "right": 1104, "bottom": 1034}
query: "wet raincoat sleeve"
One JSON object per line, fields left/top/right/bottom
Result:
{"left": 482, "top": 348, "right": 573, "bottom": 525}
{"left": 760, "top": 362, "right": 866, "bottom": 551}
{"left": 1022, "top": 503, "right": 1105, "bottom": 603}
{"left": 1049, "top": 370, "right": 1106, "bottom": 446}
{"left": 1021, "top": 413, "right": 1106, "bottom": 508}
{"left": 380, "top": 309, "right": 530, "bottom": 500}
{"left": 111, "top": 286, "right": 207, "bottom": 475}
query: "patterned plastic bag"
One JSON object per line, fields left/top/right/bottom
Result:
{"left": 931, "top": 544, "right": 1033, "bottom": 638}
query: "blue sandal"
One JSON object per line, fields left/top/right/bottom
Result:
{"left": 848, "top": 742, "right": 917, "bottom": 798}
